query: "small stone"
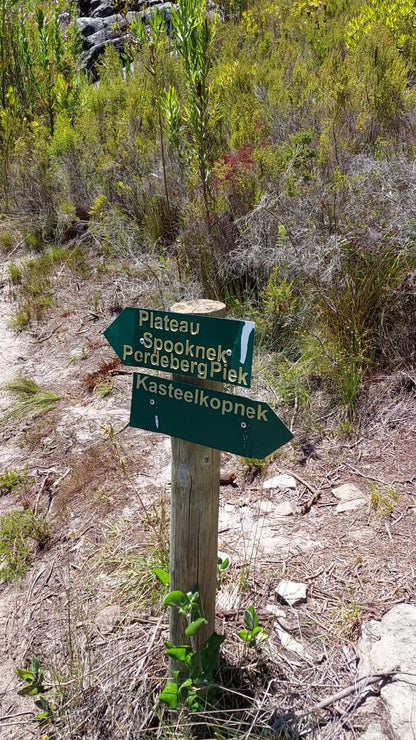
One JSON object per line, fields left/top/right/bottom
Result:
{"left": 357, "top": 603, "right": 416, "bottom": 740}
{"left": 276, "top": 580, "right": 307, "bottom": 607}
{"left": 274, "top": 625, "right": 307, "bottom": 656}
{"left": 332, "top": 483, "right": 366, "bottom": 501}
{"left": 357, "top": 724, "right": 390, "bottom": 740}
{"left": 275, "top": 501, "right": 295, "bottom": 517}
{"left": 95, "top": 605, "right": 123, "bottom": 634}
{"left": 335, "top": 498, "right": 367, "bottom": 513}
{"left": 263, "top": 474, "right": 297, "bottom": 490}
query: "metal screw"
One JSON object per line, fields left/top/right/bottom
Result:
{"left": 241, "top": 421, "right": 247, "bottom": 429}
{"left": 150, "top": 399, "right": 155, "bottom": 405}
{"left": 139, "top": 337, "right": 145, "bottom": 344}
{"left": 226, "top": 349, "right": 232, "bottom": 357}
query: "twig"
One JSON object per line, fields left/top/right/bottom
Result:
{"left": 276, "top": 467, "right": 322, "bottom": 514}
{"left": 272, "top": 671, "right": 398, "bottom": 730}
{"left": 31, "top": 322, "right": 63, "bottom": 344}
{"left": 276, "top": 467, "right": 320, "bottom": 497}
{"left": 345, "top": 463, "right": 415, "bottom": 487}
{"left": 33, "top": 473, "right": 51, "bottom": 515}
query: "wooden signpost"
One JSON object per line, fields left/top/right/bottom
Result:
{"left": 104, "top": 299, "right": 293, "bottom": 650}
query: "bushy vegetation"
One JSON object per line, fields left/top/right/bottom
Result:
{"left": 1, "top": 0, "right": 415, "bottom": 417}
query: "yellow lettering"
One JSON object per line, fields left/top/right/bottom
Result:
{"left": 142, "top": 331, "right": 152, "bottom": 349}
{"left": 246, "top": 406, "right": 255, "bottom": 419}
{"left": 174, "top": 388, "right": 183, "bottom": 400}
{"left": 234, "top": 402, "right": 245, "bottom": 416}
{"left": 138, "top": 309, "right": 148, "bottom": 326}
{"left": 184, "top": 390, "right": 193, "bottom": 402}
{"left": 210, "top": 361, "right": 221, "bottom": 376}
{"left": 123, "top": 344, "right": 133, "bottom": 360}
{"left": 221, "top": 400, "right": 233, "bottom": 415}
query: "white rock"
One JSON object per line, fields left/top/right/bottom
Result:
{"left": 274, "top": 625, "right": 307, "bottom": 656}
{"left": 335, "top": 498, "right": 367, "bottom": 513}
{"left": 332, "top": 483, "right": 367, "bottom": 501}
{"left": 263, "top": 474, "right": 297, "bottom": 490}
{"left": 357, "top": 723, "right": 390, "bottom": 740}
{"left": 266, "top": 604, "right": 287, "bottom": 619}
{"left": 95, "top": 605, "right": 123, "bottom": 634}
{"left": 274, "top": 501, "right": 295, "bottom": 517}
{"left": 357, "top": 604, "right": 416, "bottom": 740}
{"left": 276, "top": 580, "right": 307, "bottom": 607}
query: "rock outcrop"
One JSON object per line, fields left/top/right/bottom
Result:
{"left": 69, "top": 0, "right": 219, "bottom": 80}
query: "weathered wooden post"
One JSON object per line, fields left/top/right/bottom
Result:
{"left": 169, "top": 299, "right": 226, "bottom": 650}
{"left": 103, "top": 300, "right": 293, "bottom": 670}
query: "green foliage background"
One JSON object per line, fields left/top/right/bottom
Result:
{"left": 1, "top": 0, "right": 415, "bottom": 415}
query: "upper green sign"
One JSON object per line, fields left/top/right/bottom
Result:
{"left": 104, "top": 307, "right": 255, "bottom": 388}
{"left": 129, "top": 372, "right": 293, "bottom": 458}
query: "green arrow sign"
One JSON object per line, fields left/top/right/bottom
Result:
{"left": 129, "top": 372, "right": 293, "bottom": 458}
{"left": 104, "top": 307, "right": 255, "bottom": 388}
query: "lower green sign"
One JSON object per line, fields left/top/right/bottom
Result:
{"left": 129, "top": 373, "right": 293, "bottom": 458}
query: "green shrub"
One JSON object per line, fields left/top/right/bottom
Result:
{"left": 0, "top": 510, "right": 50, "bottom": 581}
{"left": 0, "top": 468, "right": 32, "bottom": 496}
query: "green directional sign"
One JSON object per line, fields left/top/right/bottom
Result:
{"left": 104, "top": 307, "right": 255, "bottom": 388}
{"left": 129, "top": 372, "right": 293, "bottom": 458}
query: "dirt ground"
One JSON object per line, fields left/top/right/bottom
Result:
{"left": 0, "top": 248, "right": 415, "bottom": 739}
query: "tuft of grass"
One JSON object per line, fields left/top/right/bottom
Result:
{"left": 368, "top": 481, "right": 398, "bottom": 514}
{"left": 8, "top": 247, "right": 66, "bottom": 328}
{"left": 0, "top": 509, "right": 51, "bottom": 581}
{"left": 333, "top": 590, "right": 363, "bottom": 640}
{"left": 2, "top": 376, "right": 60, "bottom": 422}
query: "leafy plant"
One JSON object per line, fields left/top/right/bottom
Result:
{"left": 16, "top": 656, "right": 54, "bottom": 728}
{"left": 0, "top": 468, "right": 32, "bottom": 495}
{"left": 171, "top": 0, "right": 221, "bottom": 220}
{"left": 130, "top": 11, "right": 176, "bottom": 246}
{"left": 0, "top": 509, "right": 51, "bottom": 581}
{"left": 253, "top": 265, "right": 298, "bottom": 351}
{"left": 160, "top": 589, "right": 225, "bottom": 710}
{"left": 237, "top": 605, "right": 268, "bottom": 648}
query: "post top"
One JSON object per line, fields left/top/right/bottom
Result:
{"left": 170, "top": 299, "right": 226, "bottom": 317}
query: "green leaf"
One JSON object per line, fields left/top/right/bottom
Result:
{"left": 153, "top": 568, "right": 170, "bottom": 586}
{"left": 165, "top": 645, "right": 193, "bottom": 662}
{"left": 16, "top": 668, "right": 34, "bottom": 680}
{"left": 244, "top": 605, "right": 258, "bottom": 630}
{"left": 198, "top": 632, "right": 225, "bottom": 676}
{"left": 17, "top": 684, "right": 38, "bottom": 696}
{"left": 237, "top": 629, "right": 252, "bottom": 642}
{"left": 163, "top": 590, "right": 189, "bottom": 609}
{"left": 179, "top": 677, "right": 193, "bottom": 689}
{"left": 159, "top": 680, "right": 179, "bottom": 707}
{"left": 185, "top": 617, "right": 208, "bottom": 636}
